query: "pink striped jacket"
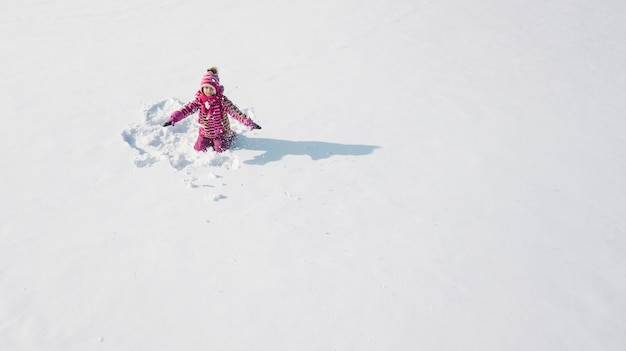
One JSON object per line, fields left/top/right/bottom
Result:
{"left": 168, "top": 90, "right": 255, "bottom": 139}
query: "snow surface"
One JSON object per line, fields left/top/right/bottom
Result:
{"left": 2, "top": 0, "right": 626, "bottom": 350}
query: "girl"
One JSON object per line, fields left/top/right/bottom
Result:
{"left": 163, "top": 67, "right": 261, "bottom": 152}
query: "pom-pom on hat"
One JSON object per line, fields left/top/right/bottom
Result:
{"left": 200, "top": 67, "right": 220, "bottom": 90}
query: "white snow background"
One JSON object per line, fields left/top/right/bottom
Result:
{"left": 2, "top": 0, "right": 626, "bottom": 350}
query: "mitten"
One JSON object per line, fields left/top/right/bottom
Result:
{"left": 166, "top": 110, "right": 185, "bottom": 126}
{"left": 250, "top": 122, "right": 262, "bottom": 130}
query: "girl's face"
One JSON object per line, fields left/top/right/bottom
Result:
{"left": 202, "top": 85, "right": 216, "bottom": 96}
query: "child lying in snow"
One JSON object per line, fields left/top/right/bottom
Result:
{"left": 163, "top": 67, "right": 261, "bottom": 152}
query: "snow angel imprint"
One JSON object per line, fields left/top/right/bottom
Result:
{"left": 163, "top": 67, "right": 261, "bottom": 152}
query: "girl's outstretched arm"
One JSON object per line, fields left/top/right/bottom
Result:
{"left": 223, "top": 95, "right": 261, "bottom": 130}
{"left": 164, "top": 96, "right": 202, "bottom": 126}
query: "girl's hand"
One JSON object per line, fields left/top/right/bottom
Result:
{"left": 163, "top": 121, "right": 173, "bottom": 127}
{"left": 250, "top": 122, "right": 262, "bottom": 130}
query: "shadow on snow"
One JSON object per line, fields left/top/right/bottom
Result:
{"left": 233, "top": 135, "right": 380, "bottom": 165}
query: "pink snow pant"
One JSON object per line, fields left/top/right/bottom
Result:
{"left": 193, "top": 129, "right": 235, "bottom": 153}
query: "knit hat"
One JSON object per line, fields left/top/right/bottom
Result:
{"left": 200, "top": 67, "right": 220, "bottom": 90}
